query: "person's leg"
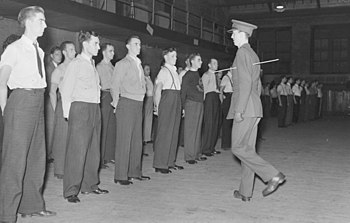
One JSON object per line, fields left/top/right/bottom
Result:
{"left": 114, "top": 98, "right": 134, "bottom": 181}
{"left": 81, "top": 104, "right": 101, "bottom": 192}
{"left": 128, "top": 101, "right": 143, "bottom": 178}
{"left": 63, "top": 102, "right": 93, "bottom": 198}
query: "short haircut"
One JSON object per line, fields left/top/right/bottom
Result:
{"left": 100, "top": 43, "right": 114, "bottom": 52}
{"left": 50, "top": 46, "right": 61, "bottom": 55}
{"left": 78, "top": 30, "right": 99, "bottom": 44}
{"left": 125, "top": 35, "right": 140, "bottom": 45}
{"left": 18, "top": 6, "right": 45, "bottom": 28}
{"left": 208, "top": 58, "right": 217, "bottom": 64}
{"left": 162, "top": 47, "right": 177, "bottom": 57}
{"left": 188, "top": 53, "right": 201, "bottom": 66}
{"left": 2, "top": 34, "right": 20, "bottom": 51}
{"left": 60, "top": 41, "right": 75, "bottom": 52}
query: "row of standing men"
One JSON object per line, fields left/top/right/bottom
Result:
{"left": 260, "top": 77, "right": 323, "bottom": 128}
{"left": 0, "top": 6, "right": 286, "bottom": 222}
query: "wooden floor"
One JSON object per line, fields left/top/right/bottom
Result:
{"left": 16, "top": 116, "right": 350, "bottom": 223}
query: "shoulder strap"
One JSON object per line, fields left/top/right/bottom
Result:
{"left": 163, "top": 66, "right": 177, "bottom": 90}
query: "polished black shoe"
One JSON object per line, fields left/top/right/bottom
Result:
{"left": 186, "top": 160, "right": 197, "bottom": 164}
{"left": 128, "top": 175, "right": 151, "bottom": 181}
{"left": 196, "top": 156, "right": 207, "bottom": 161}
{"left": 212, "top": 150, "right": 221, "bottom": 155}
{"left": 233, "top": 190, "right": 251, "bottom": 202}
{"left": 81, "top": 188, "right": 109, "bottom": 195}
{"left": 155, "top": 168, "right": 172, "bottom": 174}
{"left": 66, "top": 195, "right": 80, "bottom": 203}
{"left": 174, "top": 164, "right": 184, "bottom": 170}
{"left": 54, "top": 174, "right": 63, "bottom": 179}
{"left": 114, "top": 179, "right": 133, "bottom": 185}
{"left": 262, "top": 172, "right": 286, "bottom": 197}
{"left": 202, "top": 153, "right": 213, "bottom": 157}
{"left": 21, "top": 210, "right": 56, "bottom": 218}
{"left": 169, "top": 164, "right": 184, "bottom": 170}
{"left": 109, "top": 159, "right": 115, "bottom": 164}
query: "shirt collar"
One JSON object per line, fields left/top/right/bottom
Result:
{"left": 128, "top": 54, "right": 141, "bottom": 64}
{"left": 80, "top": 52, "right": 92, "bottom": 63}
{"left": 164, "top": 63, "right": 177, "bottom": 73}
{"left": 21, "top": 34, "right": 37, "bottom": 46}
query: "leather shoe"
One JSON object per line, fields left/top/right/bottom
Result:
{"left": 202, "top": 153, "right": 213, "bottom": 157}
{"left": 21, "top": 210, "right": 56, "bottom": 218}
{"left": 196, "top": 156, "right": 207, "bottom": 161}
{"left": 169, "top": 165, "right": 184, "bottom": 170}
{"left": 174, "top": 164, "right": 184, "bottom": 170}
{"left": 114, "top": 179, "right": 133, "bottom": 185}
{"left": 155, "top": 168, "right": 172, "bottom": 174}
{"left": 233, "top": 190, "right": 251, "bottom": 202}
{"left": 66, "top": 195, "right": 80, "bottom": 203}
{"left": 81, "top": 188, "right": 109, "bottom": 195}
{"left": 186, "top": 160, "right": 197, "bottom": 164}
{"left": 128, "top": 176, "right": 151, "bottom": 181}
{"left": 212, "top": 150, "right": 221, "bottom": 155}
{"left": 262, "top": 172, "right": 286, "bottom": 197}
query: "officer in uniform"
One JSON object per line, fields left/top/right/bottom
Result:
{"left": 227, "top": 19, "right": 286, "bottom": 201}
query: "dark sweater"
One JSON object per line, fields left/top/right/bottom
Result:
{"left": 181, "top": 70, "right": 204, "bottom": 106}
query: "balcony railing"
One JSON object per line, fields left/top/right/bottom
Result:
{"left": 70, "top": 0, "right": 233, "bottom": 47}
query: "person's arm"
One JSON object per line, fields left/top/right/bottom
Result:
{"left": 60, "top": 63, "right": 77, "bottom": 119}
{"left": 110, "top": 61, "right": 125, "bottom": 109}
{"left": 235, "top": 49, "right": 252, "bottom": 122}
{"left": 0, "top": 66, "right": 11, "bottom": 115}
{"left": 153, "top": 82, "right": 163, "bottom": 116}
{"left": 277, "top": 85, "right": 282, "bottom": 106}
{"left": 50, "top": 68, "right": 61, "bottom": 111}
{"left": 201, "top": 73, "right": 209, "bottom": 96}
{"left": 50, "top": 83, "right": 58, "bottom": 111}
{"left": 180, "top": 72, "right": 189, "bottom": 110}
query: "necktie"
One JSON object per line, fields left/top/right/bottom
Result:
{"left": 33, "top": 43, "right": 43, "bottom": 78}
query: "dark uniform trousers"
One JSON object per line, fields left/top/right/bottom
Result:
{"left": 278, "top": 95, "right": 287, "bottom": 127}
{"left": 285, "top": 95, "right": 293, "bottom": 126}
{"left": 100, "top": 91, "right": 116, "bottom": 164}
{"left": 0, "top": 89, "right": 46, "bottom": 222}
{"left": 184, "top": 100, "right": 203, "bottom": 161}
{"left": 202, "top": 92, "right": 220, "bottom": 154}
{"left": 63, "top": 102, "right": 101, "bottom": 198}
{"left": 153, "top": 90, "right": 181, "bottom": 169}
{"left": 114, "top": 97, "right": 143, "bottom": 180}
{"left": 293, "top": 96, "right": 301, "bottom": 123}
{"left": 231, "top": 117, "right": 279, "bottom": 197}
{"left": 52, "top": 95, "right": 68, "bottom": 176}
{"left": 221, "top": 92, "right": 233, "bottom": 149}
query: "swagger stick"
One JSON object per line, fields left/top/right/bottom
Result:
{"left": 214, "top": 58, "right": 279, "bottom": 73}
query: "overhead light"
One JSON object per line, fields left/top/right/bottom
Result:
{"left": 273, "top": 2, "right": 286, "bottom": 12}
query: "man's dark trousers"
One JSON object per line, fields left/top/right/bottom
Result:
{"left": 63, "top": 102, "right": 101, "bottom": 197}
{"left": 114, "top": 97, "right": 143, "bottom": 180}
{"left": 0, "top": 89, "right": 46, "bottom": 223}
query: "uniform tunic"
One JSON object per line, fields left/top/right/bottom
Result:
{"left": 227, "top": 43, "right": 279, "bottom": 197}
